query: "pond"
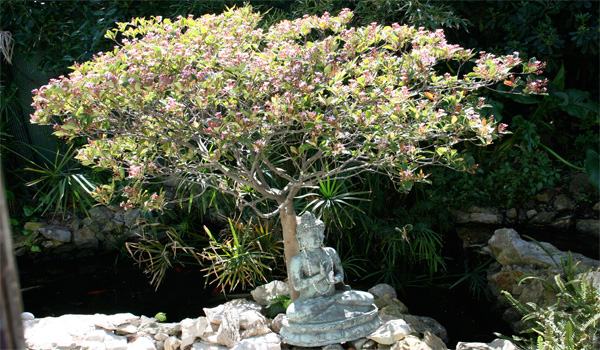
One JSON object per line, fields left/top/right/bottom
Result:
{"left": 16, "top": 225, "right": 597, "bottom": 348}
{"left": 17, "top": 244, "right": 513, "bottom": 348}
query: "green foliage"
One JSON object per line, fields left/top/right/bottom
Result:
{"left": 364, "top": 223, "right": 446, "bottom": 289}
{"left": 434, "top": 146, "right": 561, "bottom": 208}
{"left": 457, "top": 0, "right": 599, "bottom": 77}
{"left": 290, "top": 0, "right": 469, "bottom": 31}
{"left": 450, "top": 257, "right": 494, "bottom": 300}
{"left": 126, "top": 218, "right": 205, "bottom": 289}
{"left": 584, "top": 150, "right": 600, "bottom": 191}
{"left": 501, "top": 267, "right": 600, "bottom": 350}
{"left": 299, "top": 176, "right": 369, "bottom": 235}
{"left": 30, "top": 6, "right": 543, "bottom": 217}
{"left": 0, "top": 0, "right": 293, "bottom": 73}
{"left": 202, "top": 217, "right": 281, "bottom": 292}
{"left": 154, "top": 312, "right": 167, "bottom": 322}
{"left": 264, "top": 294, "right": 291, "bottom": 318}
{"left": 16, "top": 144, "right": 99, "bottom": 218}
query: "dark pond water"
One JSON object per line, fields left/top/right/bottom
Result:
{"left": 17, "top": 254, "right": 219, "bottom": 322}
{"left": 16, "top": 226, "right": 597, "bottom": 348}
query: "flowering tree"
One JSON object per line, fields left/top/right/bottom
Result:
{"left": 31, "top": 6, "right": 544, "bottom": 298}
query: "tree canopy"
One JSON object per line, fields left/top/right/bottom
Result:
{"left": 30, "top": 6, "right": 544, "bottom": 297}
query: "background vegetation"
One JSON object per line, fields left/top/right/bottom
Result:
{"left": 2, "top": 0, "right": 598, "bottom": 303}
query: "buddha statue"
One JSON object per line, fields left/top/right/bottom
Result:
{"left": 280, "top": 212, "right": 380, "bottom": 347}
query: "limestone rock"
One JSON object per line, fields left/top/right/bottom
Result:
{"left": 38, "top": 225, "right": 71, "bottom": 242}
{"left": 322, "top": 344, "right": 344, "bottom": 350}
{"left": 576, "top": 219, "right": 600, "bottom": 236}
{"left": 204, "top": 300, "right": 264, "bottom": 329}
{"left": 422, "top": 331, "right": 447, "bottom": 350}
{"left": 553, "top": 194, "right": 574, "bottom": 211}
{"left": 488, "top": 228, "right": 560, "bottom": 268}
{"left": 456, "top": 338, "right": 517, "bottom": 350}
{"left": 369, "top": 284, "right": 397, "bottom": 299}
{"left": 21, "top": 312, "right": 35, "bottom": 320}
{"left": 232, "top": 333, "right": 281, "bottom": 350}
{"left": 124, "top": 208, "right": 142, "bottom": 228}
{"left": 535, "top": 191, "right": 554, "bottom": 203}
{"left": 127, "top": 335, "right": 156, "bottom": 350}
{"left": 163, "top": 336, "right": 181, "bottom": 350}
{"left": 250, "top": 280, "right": 290, "bottom": 306}
{"left": 270, "top": 313, "right": 285, "bottom": 334}
{"left": 24, "top": 221, "right": 47, "bottom": 231}
{"left": 399, "top": 315, "right": 448, "bottom": 345}
{"left": 391, "top": 335, "right": 422, "bottom": 350}
{"left": 240, "top": 319, "right": 272, "bottom": 339}
{"left": 24, "top": 314, "right": 98, "bottom": 350}
{"left": 374, "top": 295, "right": 409, "bottom": 315}
{"left": 367, "top": 319, "right": 411, "bottom": 345}
{"left": 82, "top": 329, "right": 128, "bottom": 350}
{"left": 455, "top": 207, "right": 503, "bottom": 225}
{"left": 216, "top": 308, "right": 241, "bottom": 347}
{"left": 191, "top": 340, "right": 228, "bottom": 350}
{"left": 528, "top": 211, "right": 557, "bottom": 225}
{"left": 505, "top": 208, "right": 517, "bottom": 219}
{"left": 488, "top": 228, "right": 600, "bottom": 271}
{"left": 181, "top": 317, "right": 208, "bottom": 349}
{"left": 73, "top": 225, "right": 99, "bottom": 248}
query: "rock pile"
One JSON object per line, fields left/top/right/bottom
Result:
{"left": 484, "top": 228, "right": 600, "bottom": 332}
{"left": 21, "top": 281, "right": 516, "bottom": 350}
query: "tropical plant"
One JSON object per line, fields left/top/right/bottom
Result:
{"left": 299, "top": 176, "right": 369, "bottom": 236}
{"left": 202, "top": 217, "right": 281, "bottom": 292}
{"left": 16, "top": 144, "right": 99, "bottom": 218}
{"left": 29, "top": 6, "right": 545, "bottom": 299}
{"left": 126, "top": 218, "right": 205, "bottom": 289}
{"left": 501, "top": 268, "right": 600, "bottom": 350}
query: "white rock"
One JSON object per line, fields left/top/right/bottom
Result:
{"left": 391, "top": 335, "right": 422, "bottom": 350}
{"left": 421, "top": 331, "right": 447, "bottom": 350}
{"left": 128, "top": 335, "right": 157, "bottom": 350}
{"left": 250, "top": 280, "right": 290, "bottom": 306}
{"left": 24, "top": 315, "right": 97, "bottom": 350}
{"left": 322, "top": 344, "right": 344, "bottom": 350}
{"left": 240, "top": 319, "right": 272, "bottom": 339}
{"left": 456, "top": 339, "right": 517, "bottom": 350}
{"left": 369, "top": 283, "right": 397, "bottom": 299}
{"left": 204, "top": 299, "right": 264, "bottom": 328}
{"left": 104, "top": 332, "right": 129, "bottom": 350}
{"left": 21, "top": 312, "right": 35, "bottom": 320}
{"left": 203, "top": 304, "right": 226, "bottom": 324}
{"left": 216, "top": 308, "right": 240, "bottom": 347}
{"left": 164, "top": 336, "right": 182, "bottom": 350}
{"left": 85, "top": 329, "right": 113, "bottom": 342}
{"left": 154, "top": 333, "right": 169, "bottom": 341}
{"left": 191, "top": 340, "right": 229, "bottom": 350}
{"left": 367, "top": 319, "right": 411, "bottom": 345}
{"left": 231, "top": 333, "right": 281, "bottom": 350}
{"left": 270, "top": 314, "right": 285, "bottom": 334}
{"left": 181, "top": 317, "right": 209, "bottom": 349}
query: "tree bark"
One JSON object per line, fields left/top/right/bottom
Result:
{"left": 279, "top": 200, "right": 300, "bottom": 301}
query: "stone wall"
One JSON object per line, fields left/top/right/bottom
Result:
{"left": 13, "top": 206, "right": 144, "bottom": 257}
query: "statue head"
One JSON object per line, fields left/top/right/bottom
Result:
{"left": 296, "top": 212, "right": 325, "bottom": 250}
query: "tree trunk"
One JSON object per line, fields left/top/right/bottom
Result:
{"left": 279, "top": 200, "right": 300, "bottom": 301}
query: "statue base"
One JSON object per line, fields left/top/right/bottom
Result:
{"left": 280, "top": 305, "right": 380, "bottom": 347}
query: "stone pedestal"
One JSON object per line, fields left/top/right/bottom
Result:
{"left": 280, "top": 301, "right": 380, "bottom": 346}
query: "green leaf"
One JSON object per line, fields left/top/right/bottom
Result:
{"left": 584, "top": 149, "right": 599, "bottom": 191}
{"left": 154, "top": 312, "right": 167, "bottom": 322}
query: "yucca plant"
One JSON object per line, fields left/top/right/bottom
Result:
{"left": 23, "top": 144, "right": 99, "bottom": 218}
{"left": 299, "top": 176, "right": 370, "bottom": 236}
{"left": 202, "top": 217, "right": 280, "bottom": 292}
{"left": 126, "top": 219, "right": 205, "bottom": 289}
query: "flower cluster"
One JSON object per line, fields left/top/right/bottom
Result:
{"left": 29, "top": 5, "right": 546, "bottom": 212}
